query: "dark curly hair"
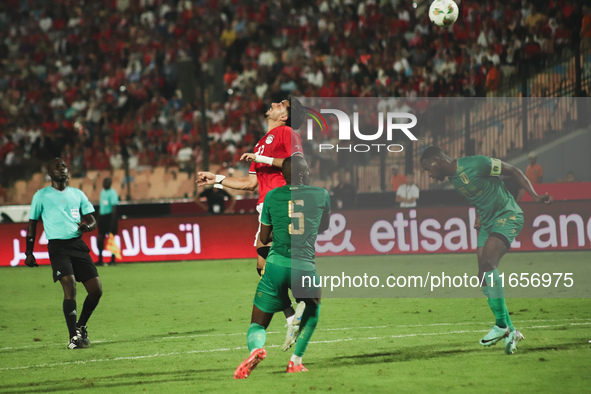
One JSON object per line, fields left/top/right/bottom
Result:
{"left": 286, "top": 97, "right": 305, "bottom": 130}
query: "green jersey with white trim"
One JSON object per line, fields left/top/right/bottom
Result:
{"left": 30, "top": 186, "right": 95, "bottom": 240}
{"left": 261, "top": 184, "right": 330, "bottom": 270}
{"left": 448, "top": 156, "right": 522, "bottom": 226}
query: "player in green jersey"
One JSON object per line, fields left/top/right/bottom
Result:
{"left": 234, "top": 156, "right": 331, "bottom": 379}
{"left": 25, "top": 158, "right": 103, "bottom": 349}
{"left": 420, "top": 147, "right": 552, "bottom": 355}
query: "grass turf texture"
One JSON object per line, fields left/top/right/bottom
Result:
{"left": 1, "top": 252, "right": 590, "bottom": 393}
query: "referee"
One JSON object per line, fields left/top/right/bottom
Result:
{"left": 96, "top": 177, "right": 119, "bottom": 266}
{"left": 25, "top": 158, "right": 103, "bottom": 349}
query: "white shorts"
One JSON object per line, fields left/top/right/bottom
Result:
{"left": 253, "top": 203, "right": 263, "bottom": 247}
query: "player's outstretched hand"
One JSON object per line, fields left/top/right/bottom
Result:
{"left": 196, "top": 171, "right": 215, "bottom": 187}
{"left": 534, "top": 193, "right": 553, "bottom": 204}
{"left": 240, "top": 153, "right": 256, "bottom": 162}
{"left": 24, "top": 254, "right": 38, "bottom": 267}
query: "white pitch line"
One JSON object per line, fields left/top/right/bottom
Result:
{"left": 1, "top": 322, "right": 589, "bottom": 372}
{"left": 1, "top": 318, "right": 590, "bottom": 351}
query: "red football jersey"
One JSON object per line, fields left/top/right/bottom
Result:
{"left": 249, "top": 125, "right": 303, "bottom": 204}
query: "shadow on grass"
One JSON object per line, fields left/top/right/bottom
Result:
{"left": 0, "top": 328, "right": 220, "bottom": 354}
{"left": 324, "top": 341, "right": 586, "bottom": 366}
{"left": 0, "top": 367, "right": 231, "bottom": 393}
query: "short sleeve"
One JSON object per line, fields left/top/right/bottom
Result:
{"left": 249, "top": 160, "right": 256, "bottom": 174}
{"left": 111, "top": 190, "right": 119, "bottom": 205}
{"left": 79, "top": 190, "right": 95, "bottom": 215}
{"left": 396, "top": 185, "right": 405, "bottom": 196}
{"left": 29, "top": 191, "right": 42, "bottom": 220}
{"left": 411, "top": 185, "right": 420, "bottom": 199}
{"left": 470, "top": 156, "right": 493, "bottom": 177}
{"left": 260, "top": 191, "right": 273, "bottom": 226}
{"left": 290, "top": 130, "right": 303, "bottom": 156}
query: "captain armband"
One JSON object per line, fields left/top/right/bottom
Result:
{"left": 490, "top": 158, "right": 502, "bottom": 176}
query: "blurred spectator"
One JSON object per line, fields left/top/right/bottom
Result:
{"left": 391, "top": 166, "right": 407, "bottom": 192}
{"left": 526, "top": 152, "right": 544, "bottom": 184}
{"left": 196, "top": 185, "right": 235, "bottom": 215}
{"left": 177, "top": 140, "right": 194, "bottom": 173}
{"left": 396, "top": 173, "right": 420, "bottom": 208}
{"left": 93, "top": 151, "right": 111, "bottom": 171}
{"left": 0, "top": 0, "right": 583, "bottom": 204}
{"left": 109, "top": 145, "right": 124, "bottom": 170}
{"left": 331, "top": 170, "right": 356, "bottom": 210}
{"left": 5, "top": 145, "right": 24, "bottom": 166}
{"left": 557, "top": 171, "right": 579, "bottom": 183}
{"left": 485, "top": 61, "right": 500, "bottom": 96}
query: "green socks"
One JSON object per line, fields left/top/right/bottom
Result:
{"left": 482, "top": 269, "right": 514, "bottom": 331}
{"left": 247, "top": 323, "right": 266, "bottom": 352}
{"left": 294, "top": 304, "right": 320, "bottom": 357}
{"left": 246, "top": 304, "right": 321, "bottom": 357}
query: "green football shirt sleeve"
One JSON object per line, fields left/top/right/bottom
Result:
{"left": 260, "top": 191, "right": 273, "bottom": 226}
{"left": 79, "top": 190, "right": 95, "bottom": 215}
{"left": 29, "top": 190, "right": 42, "bottom": 220}
{"left": 471, "top": 156, "right": 493, "bottom": 177}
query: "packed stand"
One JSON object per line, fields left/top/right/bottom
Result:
{"left": 0, "top": 0, "right": 586, "bottom": 203}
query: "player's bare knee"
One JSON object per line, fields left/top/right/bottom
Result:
{"left": 85, "top": 279, "right": 103, "bottom": 298}
{"left": 61, "top": 280, "right": 76, "bottom": 299}
{"left": 91, "top": 286, "right": 103, "bottom": 299}
{"left": 478, "top": 258, "right": 499, "bottom": 273}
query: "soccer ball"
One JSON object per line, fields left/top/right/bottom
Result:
{"left": 428, "top": 0, "right": 459, "bottom": 27}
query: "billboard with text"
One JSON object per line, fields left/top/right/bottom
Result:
{"left": 2, "top": 201, "right": 590, "bottom": 267}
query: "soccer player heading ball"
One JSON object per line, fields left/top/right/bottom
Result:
{"left": 197, "top": 97, "right": 306, "bottom": 348}
{"left": 420, "top": 147, "right": 552, "bottom": 355}
{"left": 234, "top": 156, "right": 331, "bottom": 378}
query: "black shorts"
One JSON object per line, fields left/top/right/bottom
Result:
{"left": 48, "top": 238, "right": 98, "bottom": 283}
{"left": 97, "top": 213, "right": 117, "bottom": 235}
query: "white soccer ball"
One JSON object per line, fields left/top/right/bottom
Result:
{"left": 428, "top": 0, "right": 459, "bottom": 27}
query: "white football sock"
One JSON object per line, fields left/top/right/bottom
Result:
{"left": 290, "top": 355, "right": 302, "bottom": 365}
{"left": 286, "top": 315, "right": 295, "bottom": 325}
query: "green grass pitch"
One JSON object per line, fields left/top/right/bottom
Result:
{"left": 1, "top": 252, "right": 590, "bottom": 393}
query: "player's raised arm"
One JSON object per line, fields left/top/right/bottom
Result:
{"left": 197, "top": 171, "right": 258, "bottom": 191}
{"left": 500, "top": 161, "right": 552, "bottom": 204}
{"left": 241, "top": 152, "right": 304, "bottom": 169}
{"left": 24, "top": 219, "right": 39, "bottom": 267}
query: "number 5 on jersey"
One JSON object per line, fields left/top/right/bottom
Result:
{"left": 289, "top": 200, "right": 304, "bottom": 235}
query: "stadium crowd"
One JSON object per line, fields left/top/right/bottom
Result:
{"left": 0, "top": 0, "right": 587, "bottom": 192}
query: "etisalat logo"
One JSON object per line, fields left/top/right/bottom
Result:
{"left": 303, "top": 107, "right": 418, "bottom": 152}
